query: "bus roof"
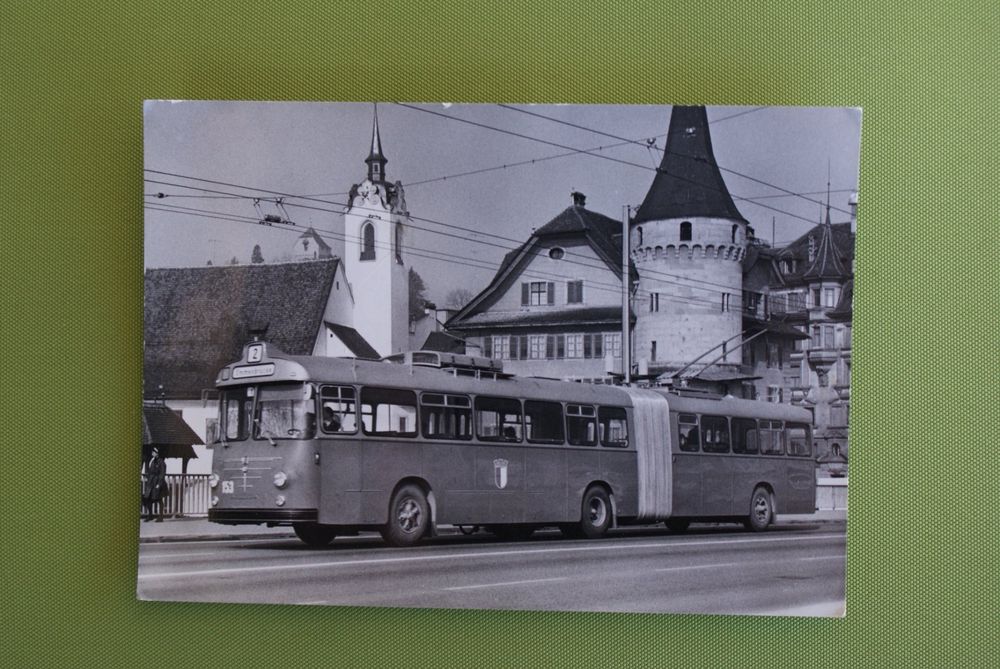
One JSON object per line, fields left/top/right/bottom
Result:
{"left": 217, "top": 344, "right": 635, "bottom": 407}
{"left": 650, "top": 390, "right": 813, "bottom": 422}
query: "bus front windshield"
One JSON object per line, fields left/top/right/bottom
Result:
{"left": 254, "top": 383, "right": 316, "bottom": 440}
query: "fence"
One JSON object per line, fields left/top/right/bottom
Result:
{"left": 816, "top": 477, "right": 848, "bottom": 511}
{"left": 142, "top": 474, "right": 211, "bottom": 518}
{"left": 140, "top": 473, "right": 847, "bottom": 519}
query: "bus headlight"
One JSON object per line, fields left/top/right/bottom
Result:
{"left": 275, "top": 495, "right": 286, "bottom": 507}
{"left": 211, "top": 496, "right": 219, "bottom": 507}
{"left": 273, "top": 471, "right": 288, "bottom": 488}
{"left": 209, "top": 473, "right": 220, "bottom": 488}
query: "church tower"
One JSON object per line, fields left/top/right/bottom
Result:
{"left": 631, "top": 106, "right": 748, "bottom": 373}
{"left": 343, "top": 105, "right": 410, "bottom": 357}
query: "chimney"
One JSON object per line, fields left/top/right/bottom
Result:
{"left": 571, "top": 191, "right": 586, "bottom": 207}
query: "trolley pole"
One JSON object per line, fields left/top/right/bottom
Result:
{"left": 622, "top": 204, "right": 632, "bottom": 385}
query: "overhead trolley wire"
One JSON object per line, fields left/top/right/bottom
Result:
{"left": 144, "top": 171, "right": 767, "bottom": 297}
{"left": 145, "top": 200, "right": 739, "bottom": 311}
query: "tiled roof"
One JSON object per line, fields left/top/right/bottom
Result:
{"left": 778, "top": 222, "right": 854, "bottom": 286}
{"left": 142, "top": 404, "right": 204, "bottom": 446}
{"left": 453, "top": 306, "right": 628, "bottom": 330}
{"left": 144, "top": 259, "right": 340, "bottom": 398}
{"left": 325, "top": 322, "right": 380, "bottom": 359}
{"left": 448, "top": 204, "right": 634, "bottom": 330}
{"left": 633, "top": 106, "right": 746, "bottom": 224}
{"left": 421, "top": 331, "right": 468, "bottom": 353}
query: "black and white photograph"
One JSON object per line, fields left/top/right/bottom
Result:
{"left": 139, "top": 101, "right": 859, "bottom": 617}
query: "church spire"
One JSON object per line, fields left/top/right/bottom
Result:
{"left": 633, "top": 106, "right": 746, "bottom": 224}
{"left": 365, "top": 103, "right": 388, "bottom": 183}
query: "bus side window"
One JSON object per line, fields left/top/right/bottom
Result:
{"left": 760, "top": 420, "right": 784, "bottom": 455}
{"left": 678, "top": 413, "right": 699, "bottom": 452}
{"left": 566, "top": 404, "right": 597, "bottom": 446}
{"left": 701, "top": 415, "right": 730, "bottom": 453}
{"left": 421, "top": 393, "right": 472, "bottom": 440}
{"left": 475, "top": 396, "right": 522, "bottom": 442}
{"left": 785, "top": 422, "right": 811, "bottom": 456}
{"left": 360, "top": 387, "right": 418, "bottom": 437}
{"left": 525, "top": 400, "right": 565, "bottom": 444}
{"left": 320, "top": 385, "right": 357, "bottom": 434}
{"left": 598, "top": 406, "right": 628, "bottom": 448}
{"left": 732, "top": 417, "right": 758, "bottom": 454}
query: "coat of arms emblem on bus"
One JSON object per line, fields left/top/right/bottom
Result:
{"left": 493, "top": 458, "right": 508, "bottom": 489}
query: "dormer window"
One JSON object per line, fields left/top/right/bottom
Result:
{"left": 680, "top": 221, "right": 692, "bottom": 241}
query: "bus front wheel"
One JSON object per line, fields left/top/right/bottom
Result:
{"left": 744, "top": 487, "right": 774, "bottom": 532}
{"left": 578, "top": 486, "right": 612, "bottom": 539}
{"left": 381, "top": 484, "right": 430, "bottom": 547}
{"left": 293, "top": 522, "right": 337, "bottom": 547}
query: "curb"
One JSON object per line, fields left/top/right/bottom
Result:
{"left": 139, "top": 516, "right": 845, "bottom": 543}
{"left": 140, "top": 532, "right": 297, "bottom": 544}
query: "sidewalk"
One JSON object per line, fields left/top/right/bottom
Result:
{"left": 138, "top": 510, "right": 846, "bottom": 543}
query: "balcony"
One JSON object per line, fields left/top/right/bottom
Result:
{"left": 808, "top": 348, "right": 838, "bottom": 366}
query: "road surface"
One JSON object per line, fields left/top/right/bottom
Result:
{"left": 137, "top": 523, "right": 846, "bottom": 616}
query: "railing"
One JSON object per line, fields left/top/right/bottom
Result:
{"left": 142, "top": 474, "right": 211, "bottom": 518}
{"left": 143, "top": 473, "right": 845, "bottom": 517}
{"left": 816, "top": 477, "right": 848, "bottom": 511}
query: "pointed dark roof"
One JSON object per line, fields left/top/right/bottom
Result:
{"left": 633, "top": 106, "right": 746, "bottom": 224}
{"left": 777, "top": 222, "right": 854, "bottom": 286}
{"left": 144, "top": 259, "right": 343, "bottom": 398}
{"left": 365, "top": 104, "right": 387, "bottom": 179}
{"left": 801, "top": 214, "right": 848, "bottom": 281}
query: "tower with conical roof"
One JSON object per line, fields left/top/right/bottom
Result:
{"left": 343, "top": 104, "right": 410, "bottom": 356}
{"left": 630, "top": 106, "right": 749, "bottom": 373}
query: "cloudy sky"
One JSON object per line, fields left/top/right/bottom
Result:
{"left": 144, "top": 102, "right": 861, "bottom": 305}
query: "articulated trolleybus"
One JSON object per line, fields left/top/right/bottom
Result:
{"left": 208, "top": 339, "right": 815, "bottom": 547}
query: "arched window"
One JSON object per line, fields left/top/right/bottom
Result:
{"left": 732, "top": 224, "right": 738, "bottom": 243}
{"left": 361, "top": 222, "right": 375, "bottom": 261}
{"left": 636, "top": 226, "right": 643, "bottom": 246}
{"left": 680, "top": 221, "right": 692, "bottom": 241}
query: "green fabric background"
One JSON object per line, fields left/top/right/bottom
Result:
{"left": 2, "top": 1, "right": 996, "bottom": 666}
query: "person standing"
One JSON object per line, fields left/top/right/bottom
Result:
{"left": 143, "top": 447, "right": 168, "bottom": 522}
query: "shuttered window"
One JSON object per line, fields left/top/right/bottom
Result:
{"left": 567, "top": 280, "right": 584, "bottom": 304}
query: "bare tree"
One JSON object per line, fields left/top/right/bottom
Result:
{"left": 445, "top": 288, "right": 474, "bottom": 309}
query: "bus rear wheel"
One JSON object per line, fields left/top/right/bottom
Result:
{"left": 578, "top": 486, "right": 612, "bottom": 539}
{"left": 293, "top": 522, "right": 337, "bottom": 547}
{"left": 381, "top": 484, "right": 430, "bottom": 547}
{"left": 744, "top": 487, "right": 774, "bottom": 532}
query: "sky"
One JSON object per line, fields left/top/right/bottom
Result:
{"left": 144, "top": 101, "right": 862, "bottom": 305}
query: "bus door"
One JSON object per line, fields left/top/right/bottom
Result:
{"left": 473, "top": 396, "right": 526, "bottom": 524}
{"left": 698, "top": 415, "right": 734, "bottom": 515}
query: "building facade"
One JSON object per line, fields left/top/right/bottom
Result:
{"left": 447, "top": 192, "right": 633, "bottom": 381}
{"left": 342, "top": 107, "right": 411, "bottom": 357}
{"left": 630, "top": 106, "right": 750, "bottom": 374}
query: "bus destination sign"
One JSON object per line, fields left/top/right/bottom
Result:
{"left": 232, "top": 364, "right": 275, "bottom": 379}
